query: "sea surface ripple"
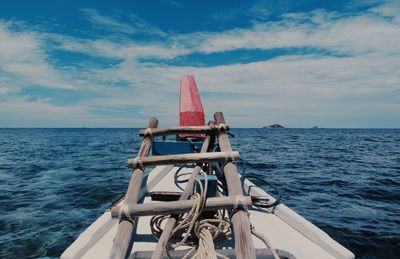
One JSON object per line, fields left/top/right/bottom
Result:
{"left": 0, "top": 128, "right": 399, "bottom": 258}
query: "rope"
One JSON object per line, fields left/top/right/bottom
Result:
{"left": 150, "top": 172, "right": 232, "bottom": 259}
{"left": 223, "top": 152, "right": 237, "bottom": 165}
{"left": 144, "top": 128, "right": 153, "bottom": 138}
{"left": 190, "top": 228, "right": 217, "bottom": 259}
{"left": 170, "top": 173, "right": 208, "bottom": 249}
{"left": 217, "top": 123, "right": 229, "bottom": 132}
{"left": 118, "top": 204, "right": 132, "bottom": 221}
{"left": 233, "top": 195, "right": 250, "bottom": 210}
{"left": 251, "top": 224, "right": 280, "bottom": 259}
{"left": 190, "top": 218, "right": 231, "bottom": 259}
{"left": 130, "top": 157, "right": 145, "bottom": 169}
{"left": 150, "top": 173, "right": 208, "bottom": 247}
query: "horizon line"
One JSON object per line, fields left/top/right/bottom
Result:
{"left": 1, "top": 127, "right": 399, "bottom": 129}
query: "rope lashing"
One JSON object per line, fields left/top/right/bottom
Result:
{"left": 216, "top": 123, "right": 229, "bottom": 132}
{"left": 224, "top": 152, "right": 237, "bottom": 165}
{"left": 129, "top": 157, "right": 146, "bottom": 169}
{"left": 143, "top": 128, "right": 153, "bottom": 138}
{"left": 233, "top": 195, "right": 250, "bottom": 210}
{"left": 130, "top": 157, "right": 145, "bottom": 169}
{"left": 120, "top": 204, "right": 132, "bottom": 221}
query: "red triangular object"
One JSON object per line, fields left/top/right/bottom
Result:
{"left": 179, "top": 75, "right": 205, "bottom": 127}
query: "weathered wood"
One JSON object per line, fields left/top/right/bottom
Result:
{"left": 139, "top": 124, "right": 229, "bottom": 137}
{"left": 128, "top": 151, "right": 239, "bottom": 168}
{"left": 111, "top": 195, "right": 252, "bottom": 218}
{"left": 131, "top": 248, "right": 291, "bottom": 259}
{"left": 109, "top": 117, "right": 158, "bottom": 259}
{"left": 214, "top": 112, "right": 256, "bottom": 259}
{"left": 151, "top": 136, "right": 211, "bottom": 259}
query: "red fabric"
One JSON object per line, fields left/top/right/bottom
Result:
{"left": 179, "top": 75, "right": 205, "bottom": 127}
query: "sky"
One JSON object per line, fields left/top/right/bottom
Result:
{"left": 0, "top": 0, "right": 399, "bottom": 128}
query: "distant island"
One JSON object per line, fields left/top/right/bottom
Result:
{"left": 263, "top": 123, "right": 285, "bottom": 128}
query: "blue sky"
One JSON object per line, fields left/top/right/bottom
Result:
{"left": 0, "top": 0, "right": 399, "bottom": 128}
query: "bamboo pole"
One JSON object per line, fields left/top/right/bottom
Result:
{"left": 111, "top": 195, "right": 252, "bottom": 218}
{"left": 127, "top": 151, "right": 239, "bottom": 168}
{"left": 214, "top": 112, "right": 256, "bottom": 259}
{"left": 109, "top": 118, "right": 158, "bottom": 259}
{"left": 138, "top": 124, "right": 229, "bottom": 137}
{"left": 151, "top": 135, "right": 211, "bottom": 259}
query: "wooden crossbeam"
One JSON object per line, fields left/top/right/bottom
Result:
{"left": 111, "top": 195, "right": 252, "bottom": 219}
{"left": 138, "top": 124, "right": 229, "bottom": 137}
{"left": 127, "top": 151, "right": 239, "bottom": 168}
{"left": 214, "top": 112, "right": 256, "bottom": 259}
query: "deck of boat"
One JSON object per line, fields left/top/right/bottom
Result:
{"left": 61, "top": 165, "right": 354, "bottom": 259}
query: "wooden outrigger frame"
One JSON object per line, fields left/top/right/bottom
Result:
{"left": 109, "top": 112, "right": 258, "bottom": 259}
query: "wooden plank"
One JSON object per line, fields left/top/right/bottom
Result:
{"left": 111, "top": 195, "right": 252, "bottom": 218}
{"left": 214, "top": 112, "right": 256, "bottom": 259}
{"left": 138, "top": 124, "right": 229, "bottom": 137}
{"left": 127, "top": 151, "right": 239, "bottom": 168}
{"left": 151, "top": 136, "right": 210, "bottom": 259}
{"left": 109, "top": 118, "right": 158, "bottom": 259}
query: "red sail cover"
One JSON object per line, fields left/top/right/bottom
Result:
{"left": 180, "top": 75, "right": 205, "bottom": 127}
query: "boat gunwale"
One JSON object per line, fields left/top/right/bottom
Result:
{"left": 62, "top": 165, "right": 354, "bottom": 259}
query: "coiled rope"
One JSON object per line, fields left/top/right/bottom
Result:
{"left": 188, "top": 217, "right": 231, "bottom": 259}
{"left": 150, "top": 172, "right": 231, "bottom": 259}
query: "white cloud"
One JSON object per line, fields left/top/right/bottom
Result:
{"left": 80, "top": 8, "right": 166, "bottom": 37}
{"left": 56, "top": 5, "right": 400, "bottom": 61}
{"left": 0, "top": 96, "right": 148, "bottom": 127}
{"left": 370, "top": 1, "right": 400, "bottom": 22}
{"left": 46, "top": 34, "right": 189, "bottom": 61}
{"left": 1, "top": 1, "right": 400, "bottom": 128}
{"left": 0, "top": 23, "right": 75, "bottom": 90}
{"left": 89, "top": 40, "right": 188, "bottom": 59}
{"left": 78, "top": 49, "right": 399, "bottom": 127}
{"left": 196, "top": 9, "right": 400, "bottom": 55}
{"left": 0, "top": 24, "right": 41, "bottom": 62}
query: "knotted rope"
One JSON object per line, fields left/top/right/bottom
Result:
{"left": 150, "top": 172, "right": 232, "bottom": 259}
{"left": 143, "top": 128, "right": 153, "bottom": 138}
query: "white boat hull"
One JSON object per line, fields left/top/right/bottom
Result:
{"left": 62, "top": 165, "right": 354, "bottom": 259}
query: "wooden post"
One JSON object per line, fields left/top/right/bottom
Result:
{"left": 151, "top": 136, "right": 211, "bottom": 259}
{"left": 127, "top": 151, "right": 240, "bottom": 168}
{"left": 214, "top": 112, "right": 256, "bottom": 259}
{"left": 109, "top": 118, "right": 158, "bottom": 259}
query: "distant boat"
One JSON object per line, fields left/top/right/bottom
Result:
{"left": 312, "top": 125, "right": 318, "bottom": 129}
{"left": 263, "top": 123, "right": 284, "bottom": 128}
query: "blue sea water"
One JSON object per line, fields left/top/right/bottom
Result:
{"left": 0, "top": 128, "right": 399, "bottom": 258}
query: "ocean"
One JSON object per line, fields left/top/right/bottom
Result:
{"left": 0, "top": 128, "right": 399, "bottom": 258}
